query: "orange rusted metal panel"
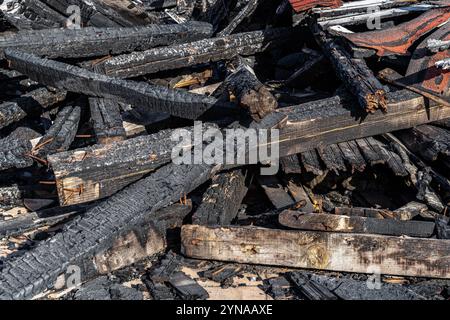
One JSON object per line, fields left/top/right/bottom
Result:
{"left": 288, "top": 0, "right": 343, "bottom": 13}
{"left": 342, "top": 8, "right": 450, "bottom": 56}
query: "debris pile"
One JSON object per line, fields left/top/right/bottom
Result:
{"left": 0, "top": 0, "right": 449, "bottom": 300}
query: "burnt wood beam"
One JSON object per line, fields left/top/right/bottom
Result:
{"left": 90, "top": 28, "right": 295, "bottom": 78}
{"left": 89, "top": 98, "right": 126, "bottom": 145}
{"left": 279, "top": 211, "right": 436, "bottom": 237}
{"left": 289, "top": 0, "right": 342, "bottom": 13}
{"left": 5, "top": 49, "right": 235, "bottom": 120}
{"left": 219, "top": 62, "right": 278, "bottom": 122}
{"left": 311, "top": 24, "right": 387, "bottom": 113}
{"left": 48, "top": 125, "right": 213, "bottom": 206}
{"left": 192, "top": 170, "right": 248, "bottom": 226}
{"left": 0, "top": 22, "right": 213, "bottom": 59}
{"left": 342, "top": 8, "right": 450, "bottom": 56}
{"left": 34, "top": 106, "right": 81, "bottom": 160}
{"left": 0, "top": 163, "right": 213, "bottom": 300}
{"left": 181, "top": 224, "right": 450, "bottom": 279}
{"left": 0, "top": 88, "right": 67, "bottom": 130}
{"left": 217, "top": 0, "right": 260, "bottom": 37}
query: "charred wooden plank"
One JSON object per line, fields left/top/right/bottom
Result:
{"left": 48, "top": 125, "right": 209, "bottom": 206}
{"left": 311, "top": 25, "right": 387, "bottom": 113}
{"left": 257, "top": 175, "right": 296, "bottom": 210}
{"left": 342, "top": 8, "right": 450, "bottom": 56}
{"left": 317, "top": 144, "right": 346, "bottom": 173}
{"left": 34, "top": 106, "right": 81, "bottom": 160}
{"left": 168, "top": 271, "right": 209, "bottom": 300}
{"left": 0, "top": 136, "right": 33, "bottom": 172}
{"left": 289, "top": 0, "right": 342, "bottom": 13}
{"left": 217, "top": 0, "right": 260, "bottom": 37}
{"left": 91, "top": 28, "right": 295, "bottom": 78}
{"left": 279, "top": 211, "right": 436, "bottom": 237}
{"left": 197, "top": 0, "right": 232, "bottom": 33}
{"left": 192, "top": 170, "right": 248, "bottom": 226}
{"left": 300, "top": 150, "right": 324, "bottom": 175}
{"left": 0, "top": 163, "right": 215, "bottom": 300}
{"left": 395, "top": 125, "right": 450, "bottom": 163}
{"left": 0, "top": 185, "right": 22, "bottom": 211}
{"left": 280, "top": 154, "right": 302, "bottom": 174}
{"left": 277, "top": 90, "right": 450, "bottom": 158}
{"left": 337, "top": 140, "right": 366, "bottom": 172}
{"left": 0, "top": 88, "right": 67, "bottom": 130}
{"left": 220, "top": 62, "right": 278, "bottom": 122}
{"left": 287, "top": 272, "right": 337, "bottom": 300}
{"left": 5, "top": 49, "right": 234, "bottom": 120}
{"left": 0, "top": 204, "right": 92, "bottom": 238}
{"left": 89, "top": 98, "right": 126, "bottom": 145}
{"left": 334, "top": 207, "right": 388, "bottom": 219}
{"left": 0, "top": 22, "right": 213, "bottom": 59}
{"left": 181, "top": 225, "right": 450, "bottom": 279}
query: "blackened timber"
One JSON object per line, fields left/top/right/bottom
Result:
{"left": 276, "top": 89, "right": 450, "bottom": 157}
{"left": 181, "top": 225, "right": 450, "bottom": 279}
{"left": 0, "top": 163, "right": 215, "bottom": 300}
{"left": 317, "top": 144, "right": 346, "bottom": 173}
{"left": 5, "top": 50, "right": 234, "bottom": 120}
{"left": 0, "top": 185, "right": 23, "bottom": 211}
{"left": 287, "top": 272, "right": 337, "bottom": 300}
{"left": 89, "top": 98, "right": 126, "bottom": 145}
{"left": 92, "top": 28, "right": 295, "bottom": 78}
{"left": 168, "top": 272, "right": 209, "bottom": 300}
{"left": 217, "top": 0, "right": 260, "bottom": 37}
{"left": 280, "top": 154, "right": 302, "bottom": 174}
{"left": 192, "top": 170, "right": 248, "bottom": 226}
{"left": 337, "top": 141, "right": 366, "bottom": 172}
{"left": 258, "top": 175, "right": 296, "bottom": 210}
{"left": 279, "top": 211, "right": 436, "bottom": 237}
{"left": 0, "top": 136, "right": 33, "bottom": 172}
{"left": 35, "top": 106, "right": 81, "bottom": 159}
{"left": 0, "top": 22, "right": 213, "bottom": 59}
{"left": 312, "top": 25, "right": 387, "bottom": 113}
{"left": 300, "top": 150, "right": 324, "bottom": 175}
{"left": 48, "top": 126, "right": 210, "bottom": 206}
{"left": 0, "top": 88, "right": 67, "bottom": 130}
{"left": 221, "top": 63, "right": 278, "bottom": 122}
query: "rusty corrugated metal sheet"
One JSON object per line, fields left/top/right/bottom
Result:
{"left": 288, "top": 0, "right": 343, "bottom": 13}
{"left": 342, "top": 8, "right": 450, "bottom": 56}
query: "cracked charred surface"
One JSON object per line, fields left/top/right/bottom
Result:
{"left": 181, "top": 225, "right": 450, "bottom": 278}
{"left": 5, "top": 49, "right": 234, "bottom": 120}
{"left": 342, "top": 8, "right": 450, "bottom": 56}
{"left": 91, "top": 28, "right": 295, "bottom": 78}
{"left": 0, "top": 163, "right": 216, "bottom": 300}
{"left": 35, "top": 106, "right": 81, "bottom": 159}
{"left": 0, "top": 22, "right": 213, "bottom": 59}
{"left": 0, "top": 88, "right": 67, "bottom": 130}
{"left": 89, "top": 98, "right": 126, "bottom": 145}
{"left": 192, "top": 170, "right": 248, "bottom": 226}
{"left": 0, "top": 136, "right": 33, "bottom": 172}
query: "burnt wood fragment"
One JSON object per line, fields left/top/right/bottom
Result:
{"left": 89, "top": 98, "right": 126, "bottom": 145}
{"left": 0, "top": 136, "right": 33, "bottom": 172}
{"left": 300, "top": 150, "right": 324, "bottom": 176}
{"left": 279, "top": 211, "right": 436, "bottom": 237}
{"left": 0, "top": 185, "right": 23, "bottom": 211}
{"left": 337, "top": 141, "right": 366, "bottom": 173}
{"left": 192, "top": 170, "right": 248, "bottom": 226}
{"left": 311, "top": 25, "right": 387, "bottom": 113}
{"left": 289, "top": 0, "right": 342, "bottom": 13}
{"left": 287, "top": 272, "right": 337, "bottom": 300}
{"left": 220, "top": 63, "right": 278, "bottom": 122}
{"left": 5, "top": 49, "right": 235, "bottom": 121}
{"left": 0, "top": 88, "right": 67, "bottom": 130}
{"left": 280, "top": 154, "right": 302, "bottom": 174}
{"left": 257, "top": 175, "right": 296, "bottom": 210}
{"left": 342, "top": 8, "right": 450, "bottom": 56}
{"left": 217, "top": 0, "right": 260, "bottom": 37}
{"left": 0, "top": 22, "right": 213, "bottom": 59}
{"left": 168, "top": 271, "right": 209, "bottom": 300}
{"left": 317, "top": 144, "right": 346, "bottom": 174}
{"left": 91, "top": 28, "right": 295, "bottom": 78}
{"left": 34, "top": 106, "right": 81, "bottom": 159}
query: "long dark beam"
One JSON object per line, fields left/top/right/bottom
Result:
{"left": 5, "top": 49, "right": 235, "bottom": 120}
{"left": 0, "top": 22, "right": 213, "bottom": 59}
{"left": 91, "top": 28, "right": 295, "bottom": 78}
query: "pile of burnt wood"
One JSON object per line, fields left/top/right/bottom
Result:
{"left": 0, "top": 0, "right": 449, "bottom": 300}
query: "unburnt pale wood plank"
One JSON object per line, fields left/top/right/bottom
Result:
{"left": 182, "top": 225, "right": 450, "bottom": 279}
